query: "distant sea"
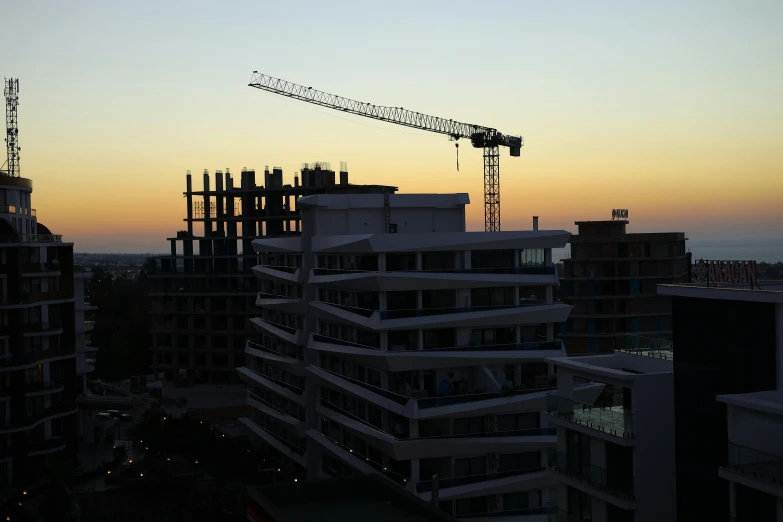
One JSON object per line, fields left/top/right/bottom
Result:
{"left": 553, "top": 239, "right": 783, "bottom": 264}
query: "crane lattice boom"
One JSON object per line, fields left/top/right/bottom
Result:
{"left": 248, "top": 72, "right": 523, "bottom": 231}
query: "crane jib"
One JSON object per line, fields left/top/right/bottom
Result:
{"left": 248, "top": 72, "right": 523, "bottom": 231}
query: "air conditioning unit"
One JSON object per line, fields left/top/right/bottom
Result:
{"left": 488, "top": 495, "right": 499, "bottom": 512}
{"left": 488, "top": 453, "right": 500, "bottom": 470}
{"left": 486, "top": 415, "right": 498, "bottom": 432}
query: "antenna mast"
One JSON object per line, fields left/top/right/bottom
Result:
{"left": 3, "top": 78, "right": 20, "bottom": 177}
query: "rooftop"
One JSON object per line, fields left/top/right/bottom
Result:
{"left": 248, "top": 475, "right": 458, "bottom": 522}
{"left": 298, "top": 192, "right": 470, "bottom": 209}
{"left": 717, "top": 390, "right": 783, "bottom": 417}
{"left": 658, "top": 281, "right": 783, "bottom": 304}
{"left": 547, "top": 351, "right": 673, "bottom": 382}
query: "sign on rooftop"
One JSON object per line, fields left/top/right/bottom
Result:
{"left": 694, "top": 259, "right": 759, "bottom": 289}
{"left": 611, "top": 209, "right": 628, "bottom": 220}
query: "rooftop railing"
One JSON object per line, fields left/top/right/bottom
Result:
{"left": 548, "top": 449, "right": 635, "bottom": 500}
{"left": 546, "top": 394, "right": 635, "bottom": 439}
{"left": 616, "top": 335, "right": 674, "bottom": 360}
{"left": 0, "top": 233, "right": 62, "bottom": 243}
{"left": 725, "top": 442, "right": 783, "bottom": 487}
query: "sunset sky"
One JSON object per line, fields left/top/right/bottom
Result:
{"left": 6, "top": 0, "right": 782, "bottom": 252}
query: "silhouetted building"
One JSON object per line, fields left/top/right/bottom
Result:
{"left": 0, "top": 173, "right": 78, "bottom": 488}
{"left": 659, "top": 281, "right": 783, "bottom": 522}
{"left": 146, "top": 165, "right": 395, "bottom": 384}
{"left": 559, "top": 220, "right": 689, "bottom": 354}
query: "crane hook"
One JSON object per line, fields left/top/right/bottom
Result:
{"left": 455, "top": 143, "right": 459, "bottom": 171}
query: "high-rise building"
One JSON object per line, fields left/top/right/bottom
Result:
{"left": 559, "top": 219, "right": 689, "bottom": 354}
{"left": 146, "top": 165, "right": 395, "bottom": 385}
{"left": 545, "top": 337, "right": 676, "bottom": 522}
{"left": 74, "top": 269, "right": 98, "bottom": 394}
{"left": 0, "top": 173, "right": 78, "bottom": 488}
{"left": 658, "top": 279, "right": 783, "bottom": 522}
{"left": 239, "top": 192, "right": 577, "bottom": 518}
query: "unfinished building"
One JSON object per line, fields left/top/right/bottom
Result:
{"left": 146, "top": 163, "right": 396, "bottom": 384}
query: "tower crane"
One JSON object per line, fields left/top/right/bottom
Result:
{"left": 248, "top": 72, "right": 523, "bottom": 232}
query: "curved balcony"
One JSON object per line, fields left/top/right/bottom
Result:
{"left": 21, "top": 262, "right": 62, "bottom": 276}
{"left": 310, "top": 334, "right": 565, "bottom": 372}
{"left": 309, "top": 266, "right": 558, "bottom": 292}
{"left": 24, "top": 380, "right": 65, "bottom": 397}
{"left": 246, "top": 340, "right": 302, "bottom": 370}
{"left": 310, "top": 301, "right": 572, "bottom": 330}
{"left": 416, "top": 467, "right": 550, "bottom": 502}
{"left": 255, "top": 292, "right": 306, "bottom": 315}
{"left": 237, "top": 367, "right": 305, "bottom": 405}
{"left": 310, "top": 366, "right": 561, "bottom": 419}
{"left": 0, "top": 346, "right": 76, "bottom": 372}
{"left": 247, "top": 391, "right": 305, "bottom": 433}
{"left": 0, "top": 400, "right": 78, "bottom": 434}
{"left": 546, "top": 394, "right": 635, "bottom": 440}
{"left": 27, "top": 436, "right": 67, "bottom": 456}
{"left": 249, "top": 317, "right": 306, "bottom": 345}
{"left": 319, "top": 397, "right": 555, "bottom": 460}
{"left": 239, "top": 417, "right": 306, "bottom": 467}
{"left": 306, "top": 428, "right": 409, "bottom": 487}
{"left": 252, "top": 265, "right": 301, "bottom": 283}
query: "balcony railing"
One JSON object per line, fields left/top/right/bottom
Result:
{"left": 319, "top": 431, "right": 409, "bottom": 486}
{"left": 460, "top": 505, "right": 558, "bottom": 519}
{"left": 0, "top": 345, "right": 73, "bottom": 367}
{"left": 11, "top": 400, "right": 78, "bottom": 431}
{"left": 380, "top": 302, "right": 547, "bottom": 320}
{"left": 416, "top": 467, "right": 544, "bottom": 493}
{"left": 248, "top": 368, "right": 304, "bottom": 395}
{"left": 249, "top": 391, "right": 303, "bottom": 422}
{"left": 0, "top": 233, "right": 63, "bottom": 243}
{"left": 548, "top": 449, "right": 635, "bottom": 500}
{"left": 616, "top": 335, "right": 674, "bottom": 360}
{"left": 25, "top": 380, "right": 62, "bottom": 393}
{"left": 259, "top": 319, "right": 298, "bottom": 335}
{"left": 245, "top": 417, "right": 305, "bottom": 455}
{"left": 321, "top": 396, "right": 555, "bottom": 441}
{"left": 319, "top": 367, "right": 555, "bottom": 409}
{"left": 546, "top": 394, "right": 635, "bottom": 439}
{"left": 312, "top": 334, "right": 382, "bottom": 351}
{"left": 247, "top": 340, "right": 300, "bottom": 361}
{"left": 26, "top": 436, "right": 66, "bottom": 454}
{"left": 0, "top": 205, "right": 17, "bottom": 213}
{"left": 258, "top": 291, "right": 299, "bottom": 300}
{"left": 313, "top": 265, "right": 555, "bottom": 276}
{"left": 724, "top": 442, "right": 783, "bottom": 487}
{"left": 256, "top": 264, "right": 299, "bottom": 274}
{"left": 418, "top": 339, "right": 563, "bottom": 353}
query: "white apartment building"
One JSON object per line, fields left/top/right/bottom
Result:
{"left": 238, "top": 193, "right": 578, "bottom": 520}
{"left": 545, "top": 338, "right": 676, "bottom": 522}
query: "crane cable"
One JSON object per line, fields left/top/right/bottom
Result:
{"left": 455, "top": 143, "right": 459, "bottom": 171}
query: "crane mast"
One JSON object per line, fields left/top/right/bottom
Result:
{"left": 3, "top": 78, "right": 20, "bottom": 177}
{"left": 248, "top": 72, "right": 523, "bottom": 231}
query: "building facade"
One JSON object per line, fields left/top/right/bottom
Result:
{"left": 146, "top": 164, "right": 395, "bottom": 385}
{"left": 658, "top": 282, "right": 783, "bottom": 522}
{"left": 239, "top": 192, "right": 577, "bottom": 519}
{"left": 0, "top": 174, "right": 78, "bottom": 488}
{"left": 559, "top": 220, "right": 689, "bottom": 354}
{"left": 545, "top": 341, "right": 676, "bottom": 522}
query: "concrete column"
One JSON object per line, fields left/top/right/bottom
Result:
{"left": 545, "top": 248, "right": 552, "bottom": 265}
{"left": 410, "top": 459, "right": 421, "bottom": 484}
{"left": 546, "top": 324, "right": 554, "bottom": 342}
{"left": 378, "top": 253, "right": 386, "bottom": 272}
{"left": 513, "top": 249, "right": 519, "bottom": 268}
{"left": 418, "top": 329, "right": 424, "bottom": 351}
{"left": 379, "top": 292, "right": 387, "bottom": 311}
{"left": 729, "top": 481, "right": 736, "bottom": 520}
{"left": 416, "top": 290, "right": 423, "bottom": 310}
{"left": 380, "top": 331, "right": 388, "bottom": 351}
{"left": 186, "top": 173, "right": 193, "bottom": 235}
{"left": 515, "top": 326, "right": 521, "bottom": 344}
{"left": 409, "top": 419, "right": 419, "bottom": 438}
{"left": 416, "top": 252, "right": 422, "bottom": 271}
{"left": 464, "top": 251, "right": 471, "bottom": 270}
{"left": 546, "top": 286, "right": 553, "bottom": 304}
{"left": 514, "top": 286, "right": 520, "bottom": 305}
